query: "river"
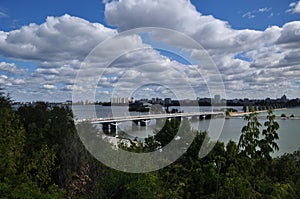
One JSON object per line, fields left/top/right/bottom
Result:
{"left": 72, "top": 105, "right": 300, "bottom": 157}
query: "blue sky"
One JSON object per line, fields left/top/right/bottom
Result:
{"left": 0, "top": 0, "right": 106, "bottom": 31}
{"left": 1, "top": 0, "right": 297, "bottom": 31}
{"left": 0, "top": 0, "right": 299, "bottom": 101}
{"left": 192, "top": 0, "right": 299, "bottom": 30}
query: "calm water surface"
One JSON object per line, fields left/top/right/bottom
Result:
{"left": 72, "top": 105, "right": 300, "bottom": 156}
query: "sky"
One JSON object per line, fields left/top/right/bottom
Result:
{"left": 0, "top": 0, "right": 299, "bottom": 102}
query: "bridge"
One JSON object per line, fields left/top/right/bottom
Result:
{"left": 77, "top": 111, "right": 225, "bottom": 131}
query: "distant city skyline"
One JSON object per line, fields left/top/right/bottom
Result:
{"left": 0, "top": 0, "right": 299, "bottom": 102}
{"left": 12, "top": 94, "right": 299, "bottom": 105}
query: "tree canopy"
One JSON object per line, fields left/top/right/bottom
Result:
{"left": 0, "top": 92, "right": 299, "bottom": 198}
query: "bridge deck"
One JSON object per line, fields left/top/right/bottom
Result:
{"left": 79, "top": 111, "right": 225, "bottom": 124}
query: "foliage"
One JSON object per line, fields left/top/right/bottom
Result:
{"left": 259, "top": 109, "right": 279, "bottom": 160}
{"left": 243, "top": 105, "right": 247, "bottom": 112}
{"left": 238, "top": 111, "right": 261, "bottom": 158}
{"left": 0, "top": 92, "right": 65, "bottom": 198}
{"left": 0, "top": 91, "right": 299, "bottom": 198}
{"left": 0, "top": 107, "right": 25, "bottom": 185}
{"left": 66, "top": 161, "right": 92, "bottom": 199}
{"left": 0, "top": 88, "right": 11, "bottom": 109}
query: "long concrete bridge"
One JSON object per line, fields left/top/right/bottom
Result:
{"left": 77, "top": 111, "right": 225, "bottom": 131}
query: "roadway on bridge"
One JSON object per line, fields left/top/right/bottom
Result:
{"left": 81, "top": 111, "right": 225, "bottom": 124}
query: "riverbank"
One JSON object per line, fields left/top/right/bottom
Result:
{"left": 228, "top": 108, "right": 287, "bottom": 117}
{"left": 226, "top": 108, "right": 300, "bottom": 120}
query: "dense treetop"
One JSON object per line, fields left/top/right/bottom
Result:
{"left": 0, "top": 91, "right": 300, "bottom": 198}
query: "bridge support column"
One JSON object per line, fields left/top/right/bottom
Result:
{"left": 102, "top": 123, "right": 109, "bottom": 131}
{"left": 205, "top": 114, "right": 212, "bottom": 119}
{"left": 132, "top": 120, "right": 139, "bottom": 126}
{"left": 175, "top": 116, "right": 181, "bottom": 121}
{"left": 140, "top": 120, "right": 147, "bottom": 126}
{"left": 110, "top": 123, "right": 117, "bottom": 130}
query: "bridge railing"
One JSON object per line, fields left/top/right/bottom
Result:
{"left": 77, "top": 111, "right": 225, "bottom": 123}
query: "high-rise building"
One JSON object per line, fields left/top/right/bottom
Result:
{"left": 164, "top": 98, "right": 172, "bottom": 105}
{"left": 214, "top": 94, "right": 221, "bottom": 104}
{"left": 281, "top": 94, "right": 288, "bottom": 103}
{"left": 110, "top": 97, "right": 130, "bottom": 104}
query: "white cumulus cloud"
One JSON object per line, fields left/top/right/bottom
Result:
{"left": 103, "top": 0, "right": 300, "bottom": 98}
{"left": 0, "top": 0, "right": 300, "bottom": 101}
{"left": 0, "top": 14, "right": 117, "bottom": 62}
{"left": 287, "top": 1, "right": 300, "bottom": 14}
{"left": 0, "top": 62, "right": 27, "bottom": 74}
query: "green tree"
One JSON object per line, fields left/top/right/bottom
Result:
{"left": 243, "top": 105, "right": 247, "bottom": 112}
{"left": 26, "top": 144, "right": 57, "bottom": 189}
{"left": 0, "top": 108, "right": 26, "bottom": 186}
{"left": 17, "top": 103, "right": 79, "bottom": 187}
{"left": 154, "top": 118, "right": 181, "bottom": 148}
{"left": 253, "top": 106, "right": 258, "bottom": 111}
{"left": 258, "top": 109, "right": 279, "bottom": 160}
{"left": 238, "top": 111, "right": 261, "bottom": 159}
{"left": 0, "top": 88, "right": 11, "bottom": 108}
{"left": 0, "top": 94, "right": 64, "bottom": 198}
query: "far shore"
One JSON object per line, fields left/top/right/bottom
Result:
{"left": 228, "top": 108, "right": 287, "bottom": 117}
{"left": 226, "top": 108, "right": 300, "bottom": 120}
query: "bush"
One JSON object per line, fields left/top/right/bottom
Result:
{"left": 281, "top": 113, "right": 286, "bottom": 117}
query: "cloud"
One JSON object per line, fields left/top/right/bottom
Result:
{"left": 0, "top": 14, "right": 117, "bottom": 101}
{"left": 0, "top": 73, "right": 26, "bottom": 88}
{"left": 105, "top": 0, "right": 208, "bottom": 33}
{"left": 242, "top": 7, "right": 271, "bottom": 19}
{"left": 0, "top": 10, "right": 8, "bottom": 18}
{"left": 241, "top": 7, "right": 271, "bottom": 19}
{"left": 1, "top": 0, "right": 300, "bottom": 101}
{"left": 287, "top": 1, "right": 300, "bottom": 14}
{"left": 258, "top": 7, "right": 271, "bottom": 13}
{"left": 75, "top": 34, "right": 205, "bottom": 101}
{"left": 268, "top": 13, "right": 274, "bottom": 18}
{"left": 42, "top": 84, "right": 56, "bottom": 90}
{"left": 0, "top": 14, "right": 116, "bottom": 62}
{"left": 0, "top": 22, "right": 205, "bottom": 101}
{"left": 276, "top": 21, "right": 300, "bottom": 47}
{"left": 104, "top": 0, "right": 280, "bottom": 52}
{"left": 243, "top": 12, "right": 255, "bottom": 19}
{"left": 0, "top": 61, "right": 27, "bottom": 74}
{"left": 103, "top": 0, "right": 300, "bottom": 98}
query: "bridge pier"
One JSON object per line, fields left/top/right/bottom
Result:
{"left": 102, "top": 123, "right": 110, "bottom": 131}
{"left": 102, "top": 122, "right": 119, "bottom": 134}
{"left": 199, "top": 115, "right": 205, "bottom": 120}
{"left": 110, "top": 123, "right": 117, "bottom": 130}
{"left": 205, "top": 114, "right": 212, "bottom": 119}
{"left": 140, "top": 119, "right": 150, "bottom": 126}
{"left": 91, "top": 111, "right": 225, "bottom": 132}
{"left": 140, "top": 120, "right": 146, "bottom": 126}
{"left": 175, "top": 116, "right": 181, "bottom": 122}
{"left": 132, "top": 120, "right": 139, "bottom": 126}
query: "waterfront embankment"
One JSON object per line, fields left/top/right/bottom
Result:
{"left": 227, "top": 108, "right": 300, "bottom": 120}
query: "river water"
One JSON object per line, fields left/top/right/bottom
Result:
{"left": 72, "top": 105, "right": 300, "bottom": 157}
